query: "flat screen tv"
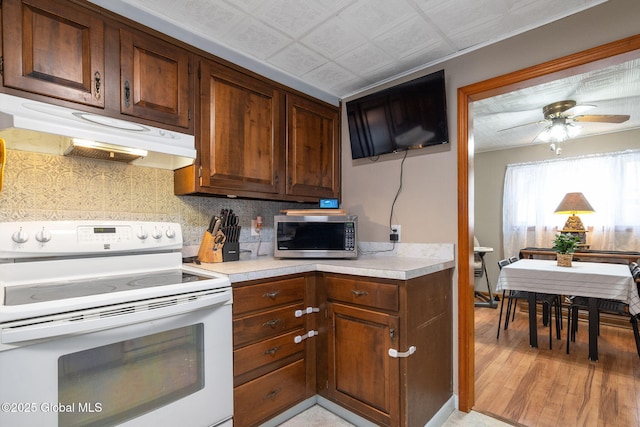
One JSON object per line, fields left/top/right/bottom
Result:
{"left": 346, "top": 69, "right": 449, "bottom": 160}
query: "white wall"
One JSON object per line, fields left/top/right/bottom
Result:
{"left": 339, "top": 0, "right": 640, "bottom": 398}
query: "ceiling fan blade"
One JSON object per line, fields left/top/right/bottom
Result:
{"left": 563, "top": 104, "right": 596, "bottom": 116}
{"left": 572, "top": 114, "right": 630, "bottom": 123}
{"left": 531, "top": 127, "right": 547, "bottom": 143}
{"left": 497, "top": 119, "right": 546, "bottom": 132}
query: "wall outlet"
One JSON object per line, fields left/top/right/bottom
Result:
{"left": 251, "top": 216, "right": 263, "bottom": 236}
{"left": 390, "top": 224, "right": 401, "bottom": 242}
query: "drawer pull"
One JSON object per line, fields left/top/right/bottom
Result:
{"left": 263, "top": 319, "right": 282, "bottom": 329}
{"left": 94, "top": 71, "right": 102, "bottom": 100}
{"left": 263, "top": 290, "right": 280, "bottom": 299}
{"left": 124, "top": 80, "right": 131, "bottom": 107}
{"left": 351, "top": 289, "right": 369, "bottom": 297}
{"left": 295, "top": 306, "right": 320, "bottom": 317}
{"left": 388, "top": 346, "right": 417, "bottom": 358}
{"left": 264, "top": 346, "right": 280, "bottom": 356}
{"left": 294, "top": 330, "right": 317, "bottom": 344}
{"left": 263, "top": 388, "right": 281, "bottom": 401}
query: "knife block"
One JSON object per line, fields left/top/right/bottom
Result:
{"left": 197, "top": 231, "right": 224, "bottom": 263}
{"left": 223, "top": 242, "right": 239, "bottom": 262}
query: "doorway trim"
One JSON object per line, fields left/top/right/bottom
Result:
{"left": 456, "top": 33, "right": 640, "bottom": 412}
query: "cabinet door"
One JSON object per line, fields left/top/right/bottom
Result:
{"left": 286, "top": 94, "right": 339, "bottom": 199}
{"left": 120, "top": 29, "right": 191, "bottom": 128}
{"left": 327, "top": 302, "right": 399, "bottom": 426}
{"left": 2, "top": 0, "right": 105, "bottom": 107}
{"left": 199, "top": 61, "right": 283, "bottom": 194}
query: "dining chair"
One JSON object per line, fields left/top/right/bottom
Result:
{"left": 496, "top": 258, "right": 562, "bottom": 349}
{"left": 566, "top": 264, "right": 640, "bottom": 358}
{"left": 496, "top": 258, "right": 513, "bottom": 340}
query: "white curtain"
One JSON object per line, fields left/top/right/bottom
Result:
{"left": 503, "top": 150, "right": 640, "bottom": 257}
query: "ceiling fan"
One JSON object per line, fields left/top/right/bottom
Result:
{"left": 499, "top": 100, "right": 630, "bottom": 152}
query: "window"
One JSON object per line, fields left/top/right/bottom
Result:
{"left": 58, "top": 324, "right": 204, "bottom": 427}
{"left": 502, "top": 150, "right": 640, "bottom": 256}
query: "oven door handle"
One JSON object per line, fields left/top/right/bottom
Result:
{"left": 1, "top": 289, "right": 231, "bottom": 344}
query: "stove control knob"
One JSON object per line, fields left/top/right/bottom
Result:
{"left": 151, "top": 227, "right": 163, "bottom": 240}
{"left": 12, "top": 228, "right": 29, "bottom": 244}
{"left": 165, "top": 227, "right": 176, "bottom": 239}
{"left": 137, "top": 227, "right": 149, "bottom": 240}
{"left": 35, "top": 228, "right": 52, "bottom": 243}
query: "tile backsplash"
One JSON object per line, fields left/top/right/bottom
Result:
{"left": 0, "top": 148, "right": 313, "bottom": 246}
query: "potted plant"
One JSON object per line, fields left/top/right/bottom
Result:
{"left": 552, "top": 233, "right": 580, "bottom": 267}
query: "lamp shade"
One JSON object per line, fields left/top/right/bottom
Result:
{"left": 554, "top": 192, "right": 595, "bottom": 214}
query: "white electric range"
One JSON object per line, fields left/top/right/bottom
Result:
{"left": 0, "top": 220, "right": 233, "bottom": 427}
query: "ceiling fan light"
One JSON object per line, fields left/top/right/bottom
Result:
{"left": 539, "top": 124, "right": 565, "bottom": 142}
{"left": 566, "top": 122, "right": 582, "bottom": 138}
{"left": 539, "top": 120, "right": 582, "bottom": 144}
{"left": 538, "top": 127, "right": 552, "bottom": 142}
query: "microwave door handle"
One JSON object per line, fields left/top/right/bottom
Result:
{"left": 1, "top": 290, "right": 231, "bottom": 344}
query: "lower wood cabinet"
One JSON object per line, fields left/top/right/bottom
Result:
{"left": 231, "top": 269, "right": 453, "bottom": 427}
{"left": 327, "top": 302, "right": 400, "bottom": 426}
{"left": 234, "top": 360, "right": 307, "bottom": 427}
{"left": 319, "top": 269, "right": 454, "bottom": 427}
{"left": 232, "top": 274, "right": 316, "bottom": 427}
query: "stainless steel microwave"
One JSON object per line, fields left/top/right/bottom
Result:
{"left": 274, "top": 215, "right": 358, "bottom": 258}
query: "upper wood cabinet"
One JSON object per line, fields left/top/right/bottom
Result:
{"left": 197, "top": 60, "right": 283, "bottom": 195}
{"left": 286, "top": 94, "right": 340, "bottom": 199}
{"left": 119, "top": 29, "right": 191, "bottom": 128}
{"left": 174, "top": 65, "right": 340, "bottom": 202}
{"left": 2, "top": 0, "right": 105, "bottom": 107}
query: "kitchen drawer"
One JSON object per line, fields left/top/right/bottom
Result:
{"left": 233, "top": 303, "right": 304, "bottom": 348}
{"left": 325, "top": 275, "right": 399, "bottom": 311}
{"left": 233, "top": 277, "right": 305, "bottom": 315}
{"left": 234, "top": 359, "right": 306, "bottom": 427}
{"left": 234, "top": 329, "right": 305, "bottom": 377}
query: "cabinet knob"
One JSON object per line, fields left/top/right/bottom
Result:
{"left": 263, "top": 389, "right": 281, "bottom": 401}
{"left": 263, "top": 346, "right": 280, "bottom": 356}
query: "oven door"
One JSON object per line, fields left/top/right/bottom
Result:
{"left": 0, "top": 297, "right": 232, "bottom": 427}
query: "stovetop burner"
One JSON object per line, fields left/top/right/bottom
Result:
{"left": 4, "top": 270, "right": 210, "bottom": 306}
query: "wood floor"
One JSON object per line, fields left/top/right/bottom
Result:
{"left": 473, "top": 302, "right": 640, "bottom": 427}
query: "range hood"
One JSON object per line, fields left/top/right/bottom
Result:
{"left": 0, "top": 93, "right": 195, "bottom": 170}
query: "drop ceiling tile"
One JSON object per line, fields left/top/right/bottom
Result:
{"left": 374, "top": 15, "right": 454, "bottom": 60}
{"left": 268, "top": 43, "right": 328, "bottom": 76}
{"left": 221, "top": 0, "right": 263, "bottom": 13}
{"left": 316, "top": 0, "right": 357, "bottom": 9}
{"left": 302, "top": 62, "right": 359, "bottom": 93}
{"left": 339, "top": 0, "right": 416, "bottom": 39}
{"left": 415, "top": 0, "right": 505, "bottom": 50}
{"left": 223, "top": 17, "right": 292, "bottom": 60}
{"left": 334, "top": 43, "right": 395, "bottom": 78}
{"left": 122, "top": 0, "right": 245, "bottom": 40}
{"left": 252, "top": 0, "right": 331, "bottom": 38}
{"left": 301, "top": 16, "right": 368, "bottom": 58}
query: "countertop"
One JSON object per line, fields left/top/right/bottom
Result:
{"left": 185, "top": 255, "right": 455, "bottom": 283}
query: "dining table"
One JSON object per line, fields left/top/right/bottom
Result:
{"left": 496, "top": 258, "right": 639, "bottom": 361}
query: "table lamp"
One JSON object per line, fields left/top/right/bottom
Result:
{"left": 554, "top": 192, "right": 595, "bottom": 245}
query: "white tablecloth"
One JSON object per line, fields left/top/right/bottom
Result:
{"left": 496, "top": 259, "right": 640, "bottom": 316}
